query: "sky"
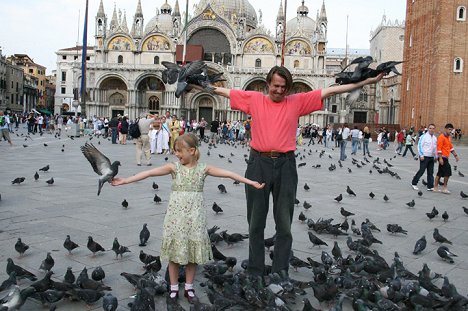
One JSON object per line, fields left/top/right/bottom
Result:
{"left": 0, "top": 0, "right": 406, "bottom": 74}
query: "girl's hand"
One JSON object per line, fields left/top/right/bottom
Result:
{"left": 111, "top": 178, "right": 126, "bottom": 186}
{"left": 251, "top": 182, "right": 266, "bottom": 189}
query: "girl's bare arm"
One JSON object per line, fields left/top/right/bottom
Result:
{"left": 112, "top": 163, "right": 175, "bottom": 186}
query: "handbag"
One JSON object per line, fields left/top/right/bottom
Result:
{"left": 336, "top": 133, "right": 343, "bottom": 141}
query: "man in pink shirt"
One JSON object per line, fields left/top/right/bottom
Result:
{"left": 204, "top": 66, "right": 383, "bottom": 276}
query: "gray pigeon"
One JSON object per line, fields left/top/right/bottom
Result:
{"left": 162, "top": 60, "right": 206, "bottom": 98}
{"left": 437, "top": 246, "right": 458, "bottom": 263}
{"left": 81, "top": 142, "right": 121, "bottom": 196}
{"left": 433, "top": 228, "right": 452, "bottom": 244}
{"left": 413, "top": 235, "right": 427, "bottom": 255}
{"left": 139, "top": 223, "right": 150, "bottom": 246}
{"left": 39, "top": 252, "right": 55, "bottom": 271}
{"left": 102, "top": 292, "right": 118, "bottom": 311}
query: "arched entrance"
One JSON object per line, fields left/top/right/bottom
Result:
{"left": 99, "top": 76, "right": 128, "bottom": 117}
{"left": 136, "top": 76, "right": 165, "bottom": 114}
{"left": 245, "top": 80, "right": 267, "bottom": 93}
{"left": 197, "top": 96, "right": 214, "bottom": 124}
{"left": 291, "top": 81, "right": 312, "bottom": 94}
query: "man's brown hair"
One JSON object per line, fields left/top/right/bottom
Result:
{"left": 266, "top": 66, "right": 293, "bottom": 93}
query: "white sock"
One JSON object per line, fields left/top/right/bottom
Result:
{"left": 170, "top": 284, "right": 178, "bottom": 298}
{"left": 185, "top": 283, "right": 195, "bottom": 297}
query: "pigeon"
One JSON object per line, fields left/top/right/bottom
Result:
{"left": 331, "top": 241, "right": 342, "bottom": 259}
{"left": 102, "top": 292, "right": 118, "bottom": 311}
{"left": 217, "top": 184, "right": 227, "bottom": 193}
{"left": 45, "top": 177, "right": 54, "bottom": 185}
{"left": 426, "top": 211, "right": 436, "bottom": 220}
{"left": 6, "top": 258, "right": 37, "bottom": 281}
{"left": 111, "top": 237, "right": 121, "bottom": 258}
{"left": 406, "top": 199, "right": 415, "bottom": 208}
{"left": 463, "top": 206, "right": 468, "bottom": 215}
{"left": 139, "top": 250, "right": 160, "bottom": 266}
{"left": 346, "top": 186, "right": 356, "bottom": 196}
{"left": 298, "top": 211, "right": 307, "bottom": 222}
{"left": 153, "top": 194, "right": 162, "bottom": 203}
{"left": 340, "top": 207, "right": 355, "bottom": 217}
{"left": 64, "top": 267, "right": 75, "bottom": 284}
{"left": 413, "top": 235, "right": 427, "bottom": 255}
{"left": 263, "top": 234, "right": 276, "bottom": 251}
{"left": 431, "top": 206, "right": 439, "bottom": 216}
{"left": 334, "top": 194, "right": 343, "bottom": 202}
{"left": 433, "top": 228, "right": 452, "bottom": 244}
{"left": 152, "top": 181, "right": 158, "bottom": 190}
{"left": 458, "top": 171, "right": 464, "bottom": 177}
{"left": 186, "top": 68, "right": 226, "bottom": 93}
{"left": 386, "top": 224, "right": 408, "bottom": 235}
{"left": 304, "top": 183, "right": 310, "bottom": 191}
{"left": 0, "top": 272, "right": 17, "bottom": 293}
{"left": 139, "top": 224, "right": 150, "bottom": 246}
{"left": 0, "top": 286, "right": 36, "bottom": 310}
{"left": 75, "top": 288, "right": 105, "bottom": 306}
{"left": 303, "top": 201, "right": 312, "bottom": 210}
{"left": 308, "top": 231, "right": 328, "bottom": 248}
{"left": 91, "top": 266, "right": 105, "bottom": 283}
{"left": 81, "top": 142, "right": 121, "bottom": 196}
{"left": 162, "top": 60, "right": 207, "bottom": 98}
{"left": 383, "top": 194, "right": 389, "bottom": 202}
{"left": 87, "top": 236, "right": 105, "bottom": 256}
{"left": 212, "top": 202, "right": 223, "bottom": 214}
{"left": 369, "top": 192, "right": 375, "bottom": 199}
{"left": 460, "top": 191, "right": 468, "bottom": 198}
{"left": 442, "top": 211, "right": 449, "bottom": 221}
{"left": 340, "top": 218, "right": 349, "bottom": 232}
{"left": 39, "top": 252, "right": 55, "bottom": 271}
{"left": 11, "top": 177, "right": 25, "bottom": 185}
{"left": 437, "top": 246, "right": 457, "bottom": 263}
{"left": 121, "top": 199, "right": 128, "bottom": 209}
{"left": 39, "top": 165, "right": 50, "bottom": 172}
{"left": 34, "top": 171, "right": 39, "bottom": 181}
{"left": 14, "top": 238, "right": 29, "bottom": 257}
{"left": 63, "top": 235, "right": 79, "bottom": 254}
{"left": 418, "top": 190, "right": 423, "bottom": 197}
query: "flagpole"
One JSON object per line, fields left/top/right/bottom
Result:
{"left": 182, "top": 0, "right": 189, "bottom": 64}
{"left": 80, "top": 0, "right": 89, "bottom": 117}
{"left": 280, "top": 0, "right": 287, "bottom": 66}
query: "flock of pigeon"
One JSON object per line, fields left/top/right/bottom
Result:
{"left": 2, "top": 123, "right": 468, "bottom": 310}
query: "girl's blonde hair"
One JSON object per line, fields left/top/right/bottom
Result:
{"left": 364, "top": 126, "right": 369, "bottom": 134}
{"left": 175, "top": 133, "right": 200, "bottom": 160}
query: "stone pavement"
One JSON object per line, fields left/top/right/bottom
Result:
{"left": 1, "top": 128, "right": 467, "bottom": 310}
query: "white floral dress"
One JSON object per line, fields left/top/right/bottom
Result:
{"left": 160, "top": 162, "right": 212, "bottom": 265}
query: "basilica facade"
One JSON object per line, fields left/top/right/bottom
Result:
{"left": 56, "top": 0, "right": 340, "bottom": 126}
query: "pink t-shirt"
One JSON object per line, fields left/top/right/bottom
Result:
{"left": 230, "top": 89, "right": 323, "bottom": 152}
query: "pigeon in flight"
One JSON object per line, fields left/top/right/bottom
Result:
{"left": 81, "top": 142, "right": 121, "bottom": 196}
{"left": 161, "top": 60, "right": 206, "bottom": 98}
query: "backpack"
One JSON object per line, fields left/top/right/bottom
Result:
{"left": 128, "top": 120, "right": 141, "bottom": 138}
{"left": 245, "top": 122, "right": 251, "bottom": 130}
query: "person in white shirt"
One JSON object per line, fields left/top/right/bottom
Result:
{"left": 411, "top": 124, "right": 437, "bottom": 191}
{"left": 339, "top": 124, "right": 350, "bottom": 161}
{"left": 350, "top": 126, "right": 360, "bottom": 155}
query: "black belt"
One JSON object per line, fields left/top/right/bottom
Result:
{"left": 251, "top": 148, "right": 294, "bottom": 159}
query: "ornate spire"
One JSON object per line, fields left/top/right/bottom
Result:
{"left": 109, "top": 3, "right": 118, "bottom": 33}
{"left": 135, "top": 0, "right": 143, "bottom": 17}
{"left": 97, "top": 0, "right": 105, "bottom": 17}
{"left": 173, "top": 0, "right": 181, "bottom": 17}
{"left": 320, "top": 0, "right": 327, "bottom": 22}
{"left": 276, "top": 1, "right": 284, "bottom": 22}
{"left": 121, "top": 10, "right": 129, "bottom": 33}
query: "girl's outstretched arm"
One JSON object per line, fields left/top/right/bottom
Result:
{"left": 112, "top": 163, "right": 175, "bottom": 186}
{"left": 205, "top": 165, "right": 265, "bottom": 189}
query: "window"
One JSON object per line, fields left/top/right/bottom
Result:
{"left": 74, "top": 56, "right": 78, "bottom": 60}
{"left": 331, "top": 105, "right": 337, "bottom": 113}
{"left": 29, "top": 69, "right": 33, "bottom": 73}
{"left": 454, "top": 57, "right": 463, "bottom": 72}
{"left": 62, "top": 55, "right": 66, "bottom": 60}
{"left": 148, "top": 96, "right": 160, "bottom": 111}
{"left": 117, "top": 55, "right": 123, "bottom": 64}
{"left": 255, "top": 58, "right": 261, "bottom": 68}
{"left": 61, "top": 87, "right": 66, "bottom": 94}
{"left": 61, "top": 71, "right": 66, "bottom": 82}
{"left": 86, "top": 56, "right": 90, "bottom": 61}
{"left": 457, "top": 6, "right": 466, "bottom": 21}
{"left": 293, "top": 60, "right": 300, "bottom": 68}
{"left": 153, "top": 56, "right": 160, "bottom": 65}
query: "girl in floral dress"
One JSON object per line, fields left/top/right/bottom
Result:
{"left": 111, "top": 133, "right": 264, "bottom": 303}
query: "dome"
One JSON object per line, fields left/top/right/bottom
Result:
{"left": 144, "top": 2, "right": 174, "bottom": 35}
{"left": 286, "top": 16, "right": 316, "bottom": 37}
{"left": 286, "top": 6, "right": 316, "bottom": 38}
{"left": 202, "top": 0, "right": 258, "bottom": 29}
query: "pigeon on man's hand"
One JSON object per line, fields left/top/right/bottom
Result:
{"left": 81, "top": 142, "right": 121, "bottom": 196}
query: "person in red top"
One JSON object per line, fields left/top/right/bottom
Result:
{"left": 396, "top": 129, "right": 405, "bottom": 155}
{"left": 197, "top": 66, "right": 383, "bottom": 276}
{"left": 434, "top": 123, "right": 460, "bottom": 193}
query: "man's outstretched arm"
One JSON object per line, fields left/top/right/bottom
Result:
{"left": 321, "top": 73, "right": 385, "bottom": 99}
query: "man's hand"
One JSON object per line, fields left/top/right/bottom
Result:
{"left": 420, "top": 156, "right": 425, "bottom": 161}
{"left": 365, "top": 72, "right": 385, "bottom": 85}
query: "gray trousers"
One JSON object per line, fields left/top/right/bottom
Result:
{"left": 245, "top": 150, "right": 297, "bottom": 275}
{"left": 136, "top": 134, "right": 151, "bottom": 165}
